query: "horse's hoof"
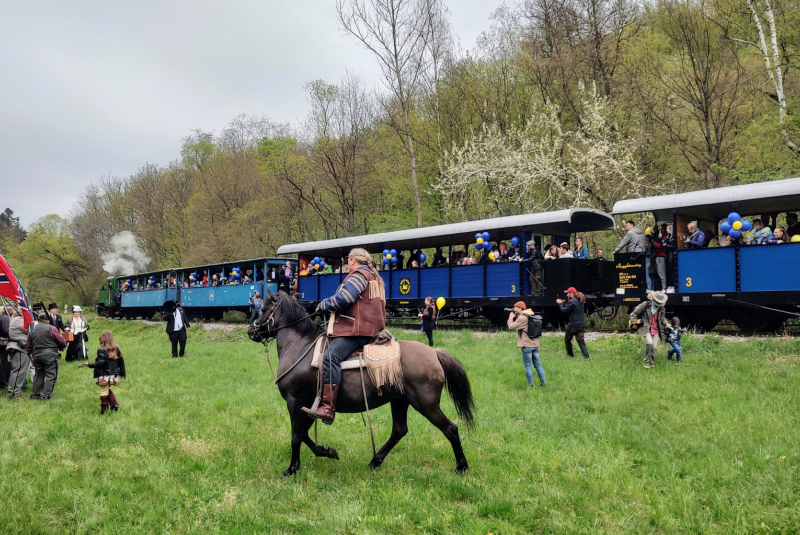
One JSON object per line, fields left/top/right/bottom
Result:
{"left": 328, "top": 447, "right": 339, "bottom": 460}
{"left": 454, "top": 462, "right": 469, "bottom": 474}
{"left": 281, "top": 467, "right": 299, "bottom": 477}
{"left": 368, "top": 459, "right": 383, "bottom": 470}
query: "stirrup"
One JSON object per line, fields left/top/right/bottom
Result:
{"left": 302, "top": 395, "right": 322, "bottom": 415}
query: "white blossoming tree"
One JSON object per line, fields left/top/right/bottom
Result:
{"left": 436, "top": 84, "right": 668, "bottom": 220}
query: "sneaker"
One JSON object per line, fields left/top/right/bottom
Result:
{"left": 643, "top": 363, "right": 651, "bottom": 368}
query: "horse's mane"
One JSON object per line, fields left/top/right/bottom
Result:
{"left": 279, "top": 293, "right": 323, "bottom": 338}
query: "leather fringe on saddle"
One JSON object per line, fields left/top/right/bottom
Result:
{"left": 365, "top": 331, "right": 403, "bottom": 395}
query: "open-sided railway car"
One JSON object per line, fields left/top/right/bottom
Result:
{"left": 276, "top": 209, "right": 616, "bottom": 326}
{"left": 97, "top": 257, "right": 298, "bottom": 320}
{"left": 612, "top": 177, "right": 800, "bottom": 331}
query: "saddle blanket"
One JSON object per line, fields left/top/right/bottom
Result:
{"left": 311, "top": 335, "right": 404, "bottom": 393}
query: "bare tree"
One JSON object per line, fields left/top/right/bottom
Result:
{"left": 631, "top": 0, "right": 751, "bottom": 188}
{"left": 713, "top": 0, "right": 800, "bottom": 155}
{"left": 337, "top": 0, "right": 432, "bottom": 227}
{"left": 304, "top": 74, "right": 378, "bottom": 237}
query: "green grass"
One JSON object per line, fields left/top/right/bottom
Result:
{"left": 2, "top": 316, "right": 799, "bottom": 534}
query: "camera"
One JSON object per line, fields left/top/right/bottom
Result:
{"left": 503, "top": 308, "right": 515, "bottom": 313}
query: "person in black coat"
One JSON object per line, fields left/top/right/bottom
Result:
{"left": 163, "top": 301, "right": 191, "bottom": 358}
{"left": 556, "top": 287, "right": 590, "bottom": 359}
{"left": 48, "top": 303, "right": 65, "bottom": 332}
{"left": 80, "top": 330, "right": 126, "bottom": 413}
{"left": 418, "top": 297, "right": 437, "bottom": 347}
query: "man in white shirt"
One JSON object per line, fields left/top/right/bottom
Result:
{"left": 559, "top": 243, "right": 574, "bottom": 259}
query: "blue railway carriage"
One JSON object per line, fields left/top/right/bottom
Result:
{"left": 611, "top": 177, "right": 800, "bottom": 331}
{"left": 98, "top": 257, "right": 297, "bottom": 320}
{"left": 276, "top": 209, "right": 616, "bottom": 327}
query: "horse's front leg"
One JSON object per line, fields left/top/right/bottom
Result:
{"left": 302, "top": 419, "right": 339, "bottom": 460}
{"left": 283, "top": 398, "right": 307, "bottom": 477}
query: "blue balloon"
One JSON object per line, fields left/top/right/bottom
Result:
{"left": 475, "top": 233, "right": 482, "bottom": 240}
{"left": 728, "top": 212, "right": 740, "bottom": 224}
{"left": 729, "top": 229, "right": 741, "bottom": 239}
{"left": 482, "top": 232, "right": 490, "bottom": 242}
{"left": 382, "top": 257, "right": 389, "bottom": 264}
{"left": 390, "top": 256, "right": 397, "bottom": 264}
{"left": 510, "top": 237, "right": 520, "bottom": 247}
{"left": 420, "top": 253, "right": 426, "bottom": 262}
{"left": 720, "top": 221, "right": 732, "bottom": 233}
{"left": 741, "top": 219, "right": 752, "bottom": 231}
{"left": 390, "top": 249, "right": 397, "bottom": 256}
{"left": 383, "top": 249, "right": 389, "bottom": 256}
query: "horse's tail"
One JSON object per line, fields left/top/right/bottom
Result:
{"left": 435, "top": 349, "right": 475, "bottom": 429}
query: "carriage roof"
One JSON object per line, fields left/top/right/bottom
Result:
{"left": 276, "top": 208, "right": 615, "bottom": 257}
{"left": 611, "top": 177, "right": 800, "bottom": 221}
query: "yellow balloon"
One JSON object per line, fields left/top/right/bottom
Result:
{"left": 645, "top": 227, "right": 653, "bottom": 235}
{"left": 436, "top": 297, "right": 446, "bottom": 310}
{"left": 792, "top": 235, "right": 800, "bottom": 243}
{"left": 476, "top": 237, "right": 483, "bottom": 245}
{"left": 732, "top": 220, "right": 742, "bottom": 230}
{"left": 386, "top": 254, "right": 392, "bottom": 259}
{"left": 314, "top": 264, "right": 320, "bottom": 269}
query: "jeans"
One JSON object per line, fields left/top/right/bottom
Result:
{"left": 422, "top": 324, "right": 434, "bottom": 347}
{"left": 249, "top": 307, "right": 260, "bottom": 325}
{"left": 645, "top": 254, "right": 652, "bottom": 290}
{"left": 322, "top": 335, "right": 373, "bottom": 385}
{"left": 667, "top": 341, "right": 682, "bottom": 361}
{"left": 521, "top": 347, "right": 545, "bottom": 385}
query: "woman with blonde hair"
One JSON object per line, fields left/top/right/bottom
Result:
{"left": 80, "top": 330, "right": 126, "bottom": 413}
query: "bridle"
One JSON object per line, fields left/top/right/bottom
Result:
{"left": 251, "top": 293, "right": 318, "bottom": 343}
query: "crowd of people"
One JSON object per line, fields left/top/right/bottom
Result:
{"left": 614, "top": 212, "right": 800, "bottom": 293}
{"left": 120, "top": 261, "right": 297, "bottom": 292}
{"left": 297, "top": 238, "right": 606, "bottom": 278}
{"left": 0, "top": 302, "right": 128, "bottom": 410}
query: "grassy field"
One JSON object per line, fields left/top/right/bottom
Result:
{"left": 1, "top": 315, "right": 799, "bottom": 534}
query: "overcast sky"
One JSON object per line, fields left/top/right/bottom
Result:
{"left": 0, "top": 0, "right": 504, "bottom": 228}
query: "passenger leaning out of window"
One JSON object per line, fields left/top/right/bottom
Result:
{"left": 558, "top": 243, "right": 574, "bottom": 258}
{"left": 544, "top": 245, "right": 559, "bottom": 260}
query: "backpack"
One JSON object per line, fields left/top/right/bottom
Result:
{"left": 526, "top": 314, "right": 543, "bottom": 339}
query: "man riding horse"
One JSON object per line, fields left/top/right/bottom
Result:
{"left": 302, "top": 248, "right": 385, "bottom": 425}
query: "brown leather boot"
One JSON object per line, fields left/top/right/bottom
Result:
{"left": 108, "top": 389, "right": 119, "bottom": 411}
{"left": 100, "top": 395, "right": 109, "bottom": 414}
{"left": 302, "top": 384, "right": 339, "bottom": 425}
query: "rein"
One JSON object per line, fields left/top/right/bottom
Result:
{"left": 255, "top": 295, "right": 324, "bottom": 384}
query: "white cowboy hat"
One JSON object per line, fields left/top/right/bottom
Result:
{"left": 647, "top": 291, "right": 668, "bottom": 307}
{"left": 72, "top": 305, "right": 82, "bottom": 312}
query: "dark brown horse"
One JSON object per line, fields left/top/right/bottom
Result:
{"left": 247, "top": 290, "right": 475, "bottom": 476}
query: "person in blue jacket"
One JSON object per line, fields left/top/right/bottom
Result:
{"left": 574, "top": 237, "right": 589, "bottom": 259}
{"left": 681, "top": 222, "right": 706, "bottom": 249}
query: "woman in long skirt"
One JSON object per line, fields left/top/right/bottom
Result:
{"left": 64, "top": 305, "right": 90, "bottom": 362}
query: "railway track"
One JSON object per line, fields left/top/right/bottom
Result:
{"left": 388, "top": 322, "right": 800, "bottom": 336}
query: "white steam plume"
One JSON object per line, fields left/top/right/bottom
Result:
{"left": 101, "top": 231, "right": 151, "bottom": 276}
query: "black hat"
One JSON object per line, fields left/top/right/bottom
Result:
{"left": 162, "top": 300, "right": 177, "bottom": 314}
{"left": 48, "top": 303, "right": 58, "bottom": 310}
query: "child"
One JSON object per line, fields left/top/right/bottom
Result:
{"left": 666, "top": 317, "right": 682, "bottom": 363}
{"left": 80, "top": 330, "right": 126, "bottom": 413}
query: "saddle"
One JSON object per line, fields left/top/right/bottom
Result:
{"left": 311, "top": 330, "right": 404, "bottom": 393}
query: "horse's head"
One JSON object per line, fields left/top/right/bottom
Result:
{"left": 247, "top": 289, "right": 284, "bottom": 343}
